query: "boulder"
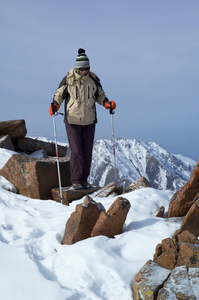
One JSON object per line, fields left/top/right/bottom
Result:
{"left": 174, "top": 230, "right": 198, "bottom": 244}
{"left": 176, "top": 243, "right": 199, "bottom": 268}
{"left": 61, "top": 196, "right": 105, "bottom": 245}
{"left": 168, "top": 160, "right": 199, "bottom": 218}
{"left": 95, "top": 181, "right": 123, "bottom": 197}
{"left": 153, "top": 238, "right": 178, "bottom": 270}
{"left": 16, "top": 136, "right": 67, "bottom": 157}
{"left": 179, "top": 199, "right": 199, "bottom": 237}
{"left": 91, "top": 197, "right": 131, "bottom": 238}
{"left": 157, "top": 266, "right": 197, "bottom": 299}
{"left": 156, "top": 206, "right": 165, "bottom": 218}
{"left": 123, "top": 176, "right": 151, "bottom": 193}
{"left": 0, "top": 119, "right": 27, "bottom": 138}
{"left": 0, "top": 135, "right": 15, "bottom": 151}
{"left": 51, "top": 185, "right": 100, "bottom": 206}
{"left": 132, "top": 260, "right": 171, "bottom": 300}
{"left": 0, "top": 154, "right": 71, "bottom": 199}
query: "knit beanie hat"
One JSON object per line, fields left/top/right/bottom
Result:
{"left": 75, "top": 48, "right": 90, "bottom": 69}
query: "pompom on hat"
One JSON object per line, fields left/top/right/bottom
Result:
{"left": 75, "top": 48, "right": 90, "bottom": 69}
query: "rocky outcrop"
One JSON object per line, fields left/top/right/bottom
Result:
{"left": 16, "top": 136, "right": 67, "bottom": 157}
{"left": 133, "top": 164, "right": 199, "bottom": 299}
{"left": 157, "top": 266, "right": 199, "bottom": 299}
{"left": 95, "top": 181, "right": 123, "bottom": 197}
{"left": 61, "top": 196, "right": 105, "bottom": 245}
{"left": 0, "top": 154, "right": 71, "bottom": 199}
{"left": 61, "top": 196, "right": 130, "bottom": 245}
{"left": 0, "top": 119, "right": 67, "bottom": 156}
{"left": 133, "top": 262, "right": 199, "bottom": 299}
{"left": 0, "top": 119, "right": 70, "bottom": 201}
{"left": 0, "top": 119, "right": 27, "bottom": 138}
{"left": 51, "top": 184, "right": 100, "bottom": 205}
{"left": 123, "top": 176, "right": 151, "bottom": 194}
{"left": 168, "top": 160, "right": 199, "bottom": 218}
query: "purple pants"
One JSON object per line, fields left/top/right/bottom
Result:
{"left": 65, "top": 123, "right": 95, "bottom": 184}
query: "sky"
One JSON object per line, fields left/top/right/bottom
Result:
{"left": 1, "top": 0, "right": 199, "bottom": 161}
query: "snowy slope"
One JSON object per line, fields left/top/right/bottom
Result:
{"left": 0, "top": 165, "right": 182, "bottom": 300}
{"left": 89, "top": 139, "right": 196, "bottom": 191}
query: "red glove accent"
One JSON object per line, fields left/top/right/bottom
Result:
{"left": 104, "top": 100, "right": 116, "bottom": 110}
{"left": 49, "top": 103, "right": 59, "bottom": 116}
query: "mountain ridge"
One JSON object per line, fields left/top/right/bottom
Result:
{"left": 89, "top": 138, "right": 196, "bottom": 191}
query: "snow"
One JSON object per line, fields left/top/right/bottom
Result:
{"left": 0, "top": 148, "right": 185, "bottom": 300}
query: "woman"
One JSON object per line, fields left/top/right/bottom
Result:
{"left": 49, "top": 48, "right": 116, "bottom": 190}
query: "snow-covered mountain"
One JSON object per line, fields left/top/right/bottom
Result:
{"left": 89, "top": 138, "right": 196, "bottom": 191}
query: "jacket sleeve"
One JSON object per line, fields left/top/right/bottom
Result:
{"left": 52, "top": 76, "right": 68, "bottom": 107}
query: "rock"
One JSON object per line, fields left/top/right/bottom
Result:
{"left": 157, "top": 266, "right": 197, "bottom": 299}
{"left": 168, "top": 160, "right": 199, "bottom": 218}
{"left": 179, "top": 199, "right": 199, "bottom": 237}
{"left": 0, "top": 154, "right": 71, "bottom": 199}
{"left": 91, "top": 197, "right": 131, "bottom": 238}
{"left": 0, "top": 119, "right": 27, "bottom": 138}
{"left": 156, "top": 206, "right": 165, "bottom": 218}
{"left": 176, "top": 243, "right": 199, "bottom": 268}
{"left": 16, "top": 136, "right": 67, "bottom": 157}
{"left": 61, "top": 196, "right": 105, "bottom": 245}
{"left": 51, "top": 184, "right": 100, "bottom": 206}
{"left": 174, "top": 230, "right": 198, "bottom": 244}
{"left": 95, "top": 181, "right": 123, "bottom": 197}
{"left": 153, "top": 238, "right": 178, "bottom": 270}
{"left": 132, "top": 260, "right": 171, "bottom": 300}
{"left": 0, "top": 135, "right": 15, "bottom": 151}
{"left": 123, "top": 176, "right": 151, "bottom": 193}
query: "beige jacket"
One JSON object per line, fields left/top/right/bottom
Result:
{"left": 53, "top": 67, "right": 108, "bottom": 125}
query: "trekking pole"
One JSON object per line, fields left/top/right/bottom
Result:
{"left": 52, "top": 114, "right": 63, "bottom": 204}
{"left": 109, "top": 103, "right": 118, "bottom": 188}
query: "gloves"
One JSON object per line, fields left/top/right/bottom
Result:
{"left": 104, "top": 100, "right": 116, "bottom": 110}
{"left": 49, "top": 103, "right": 59, "bottom": 116}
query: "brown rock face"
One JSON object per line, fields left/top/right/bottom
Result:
{"left": 176, "top": 243, "right": 199, "bottom": 268}
{"left": 179, "top": 199, "right": 199, "bottom": 237}
{"left": 174, "top": 230, "right": 198, "bottom": 244}
{"left": 168, "top": 160, "right": 199, "bottom": 218}
{"left": 61, "top": 196, "right": 105, "bottom": 245}
{"left": 0, "top": 119, "right": 27, "bottom": 138}
{"left": 91, "top": 197, "right": 131, "bottom": 238}
{"left": 0, "top": 154, "right": 71, "bottom": 199}
{"left": 153, "top": 238, "right": 178, "bottom": 270}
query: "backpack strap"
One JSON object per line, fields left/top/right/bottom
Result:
{"left": 89, "top": 73, "right": 102, "bottom": 99}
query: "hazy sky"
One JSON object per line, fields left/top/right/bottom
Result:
{"left": 1, "top": 0, "right": 199, "bottom": 161}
